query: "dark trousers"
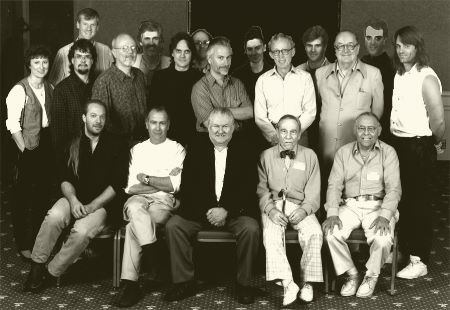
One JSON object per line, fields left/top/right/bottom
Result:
{"left": 165, "top": 214, "right": 261, "bottom": 286}
{"left": 11, "top": 129, "right": 52, "bottom": 251}
{"left": 391, "top": 135, "right": 436, "bottom": 264}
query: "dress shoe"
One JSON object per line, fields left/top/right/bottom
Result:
{"left": 115, "top": 280, "right": 142, "bottom": 308}
{"left": 164, "top": 281, "right": 197, "bottom": 302}
{"left": 282, "top": 280, "right": 299, "bottom": 307}
{"left": 24, "top": 262, "right": 54, "bottom": 293}
{"left": 356, "top": 276, "right": 378, "bottom": 298}
{"left": 299, "top": 283, "right": 314, "bottom": 303}
{"left": 397, "top": 255, "right": 428, "bottom": 279}
{"left": 340, "top": 273, "right": 359, "bottom": 297}
{"left": 236, "top": 284, "right": 255, "bottom": 304}
{"left": 19, "top": 250, "right": 32, "bottom": 262}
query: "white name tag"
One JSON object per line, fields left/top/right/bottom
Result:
{"left": 293, "top": 161, "right": 306, "bottom": 171}
{"left": 367, "top": 171, "right": 380, "bottom": 181}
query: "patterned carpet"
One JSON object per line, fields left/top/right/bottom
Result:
{"left": 0, "top": 161, "right": 449, "bottom": 310}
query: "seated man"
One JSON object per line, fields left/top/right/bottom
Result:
{"left": 323, "top": 112, "right": 401, "bottom": 298}
{"left": 165, "top": 108, "right": 261, "bottom": 305}
{"left": 115, "top": 106, "right": 186, "bottom": 307}
{"left": 24, "top": 100, "right": 129, "bottom": 293}
{"left": 257, "top": 115, "right": 323, "bottom": 306}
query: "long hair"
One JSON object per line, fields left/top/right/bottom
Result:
{"left": 393, "top": 26, "right": 429, "bottom": 75}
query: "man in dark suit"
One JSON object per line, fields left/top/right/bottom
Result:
{"left": 164, "top": 107, "right": 261, "bottom": 304}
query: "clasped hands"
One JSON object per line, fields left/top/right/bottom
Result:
{"left": 69, "top": 198, "right": 96, "bottom": 219}
{"left": 268, "top": 207, "right": 307, "bottom": 227}
{"left": 206, "top": 207, "right": 228, "bottom": 227}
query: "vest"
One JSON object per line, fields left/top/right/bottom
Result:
{"left": 16, "top": 78, "right": 53, "bottom": 150}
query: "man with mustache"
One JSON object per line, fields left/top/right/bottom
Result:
{"left": 191, "top": 37, "right": 254, "bottom": 135}
{"left": 49, "top": 8, "right": 113, "bottom": 86}
{"left": 24, "top": 100, "right": 129, "bottom": 293}
{"left": 255, "top": 33, "right": 316, "bottom": 148}
{"left": 133, "top": 20, "right": 171, "bottom": 89}
{"left": 92, "top": 33, "right": 147, "bottom": 146}
{"left": 51, "top": 39, "right": 96, "bottom": 176}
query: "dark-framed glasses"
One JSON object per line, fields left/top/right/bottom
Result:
{"left": 334, "top": 43, "right": 359, "bottom": 52}
{"left": 270, "top": 48, "right": 292, "bottom": 57}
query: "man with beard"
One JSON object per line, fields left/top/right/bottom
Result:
{"left": 296, "top": 25, "right": 330, "bottom": 153}
{"left": 191, "top": 28, "right": 212, "bottom": 73}
{"left": 49, "top": 8, "right": 113, "bottom": 86}
{"left": 51, "top": 39, "right": 96, "bottom": 175}
{"left": 24, "top": 100, "right": 129, "bottom": 293}
{"left": 191, "top": 37, "right": 253, "bottom": 135}
{"left": 92, "top": 33, "right": 147, "bottom": 146}
{"left": 361, "top": 18, "right": 395, "bottom": 143}
{"left": 133, "top": 20, "right": 171, "bottom": 89}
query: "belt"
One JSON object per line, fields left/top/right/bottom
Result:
{"left": 350, "top": 195, "right": 382, "bottom": 202}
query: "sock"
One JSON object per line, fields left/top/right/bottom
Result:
{"left": 347, "top": 267, "right": 358, "bottom": 276}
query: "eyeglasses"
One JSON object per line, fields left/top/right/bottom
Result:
{"left": 195, "top": 40, "right": 210, "bottom": 47}
{"left": 74, "top": 54, "right": 93, "bottom": 60}
{"left": 270, "top": 48, "right": 292, "bottom": 57}
{"left": 113, "top": 45, "right": 137, "bottom": 53}
{"left": 334, "top": 43, "right": 359, "bottom": 52}
{"left": 357, "top": 126, "right": 378, "bottom": 134}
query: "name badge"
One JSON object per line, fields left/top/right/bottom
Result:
{"left": 367, "top": 171, "right": 380, "bottom": 181}
{"left": 293, "top": 161, "right": 305, "bottom": 171}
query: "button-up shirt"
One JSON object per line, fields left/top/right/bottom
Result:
{"left": 325, "top": 140, "right": 401, "bottom": 221}
{"left": 254, "top": 66, "right": 316, "bottom": 142}
{"left": 257, "top": 144, "right": 321, "bottom": 216}
{"left": 214, "top": 147, "right": 228, "bottom": 200}
{"left": 191, "top": 71, "right": 252, "bottom": 132}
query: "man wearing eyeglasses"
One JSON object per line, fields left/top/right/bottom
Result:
{"left": 361, "top": 18, "right": 395, "bottom": 144}
{"left": 254, "top": 33, "right": 316, "bottom": 149}
{"left": 316, "top": 31, "right": 383, "bottom": 181}
{"left": 257, "top": 114, "right": 323, "bottom": 306}
{"left": 92, "top": 33, "right": 147, "bottom": 146}
{"left": 133, "top": 20, "right": 171, "bottom": 89}
{"left": 51, "top": 39, "right": 96, "bottom": 176}
{"left": 191, "top": 28, "right": 212, "bottom": 73}
{"left": 49, "top": 8, "right": 113, "bottom": 86}
{"left": 323, "top": 112, "right": 401, "bottom": 298}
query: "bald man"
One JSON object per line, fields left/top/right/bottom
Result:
{"left": 315, "top": 31, "right": 384, "bottom": 179}
{"left": 92, "top": 33, "right": 147, "bottom": 145}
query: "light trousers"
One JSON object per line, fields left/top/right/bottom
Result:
{"left": 31, "top": 198, "right": 106, "bottom": 277}
{"left": 325, "top": 200, "right": 398, "bottom": 276}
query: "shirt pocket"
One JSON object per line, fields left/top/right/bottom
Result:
{"left": 356, "top": 84, "right": 372, "bottom": 110}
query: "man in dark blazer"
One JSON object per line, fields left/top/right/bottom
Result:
{"left": 164, "top": 107, "right": 261, "bottom": 305}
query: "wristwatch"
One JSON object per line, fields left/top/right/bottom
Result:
{"left": 144, "top": 175, "right": 150, "bottom": 185}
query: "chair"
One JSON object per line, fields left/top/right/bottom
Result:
{"left": 323, "top": 227, "right": 399, "bottom": 296}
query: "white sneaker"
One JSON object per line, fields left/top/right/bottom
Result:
{"left": 396, "top": 256, "right": 428, "bottom": 279}
{"left": 340, "top": 274, "right": 359, "bottom": 297}
{"left": 299, "top": 283, "right": 313, "bottom": 303}
{"left": 282, "top": 281, "right": 299, "bottom": 306}
{"left": 356, "top": 276, "right": 378, "bottom": 298}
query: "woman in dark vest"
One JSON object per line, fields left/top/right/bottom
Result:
{"left": 5, "top": 45, "right": 54, "bottom": 260}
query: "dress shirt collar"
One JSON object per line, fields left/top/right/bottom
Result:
{"left": 205, "top": 70, "right": 233, "bottom": 87}
{"left": 404, "top": 63, "right": 419, "bottom": 75}
{"left": 269, "top": 65, "right": 297, "bottom": 78}
{"left": 327, "top": 59, "right": 367, "bottom": 79}
{"left": 351, "top": 140, "right": 381, "bottom": 156}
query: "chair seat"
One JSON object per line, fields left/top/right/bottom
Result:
{"left": 196, "top": 230, "right": 236, "bottom": 242}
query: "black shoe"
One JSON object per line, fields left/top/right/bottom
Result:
{"left": 164, "top": 281, "right": 197, "bottom": 302}
{"left": 236, "top": 284, "right": 255, "bottom": 304}
{"left": 115, "top": 280, "right": 142, "bottom": 308}
{"left": 24, "top": 262, "right": 54, "bottom": 293}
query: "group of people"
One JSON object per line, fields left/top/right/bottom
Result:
{"left": 5, "top": 7, "right": 445, "bottom": 308}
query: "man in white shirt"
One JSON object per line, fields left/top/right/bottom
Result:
{"left": 48, "top": 8, "right": 113, "bottom": 86}
{"left": 255, "top": 33, "right": 316, "bottom": 148}
{"left": 115, "top": 106, "right": 186, "bottom": 307}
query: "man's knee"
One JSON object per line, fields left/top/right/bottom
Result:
{"left": 45, "top": 201, "right": 69, "bottom": 226}
{"left": 165, "top": 215, "right": 182, "bottom": 235}
{"left": 371, "top": 234, "right": 393, "bottom": 249}
{"left": 124, "top": 197, "right": 146, "bottom": 218}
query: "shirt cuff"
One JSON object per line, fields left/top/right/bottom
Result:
{"left": 326, "top": 207, "right": 339, "bottom": 218}
{"left": 379, "top": 208, "right": 393, "bottom": 221}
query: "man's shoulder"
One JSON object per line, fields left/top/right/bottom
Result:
{"left": 192, "top": 75, "right": 209, "bottom": 92}
{"left": 94, "top": 41, "right": 111, "bottom": 51}
{"left": 358, "top": 60, "right": 381, "bottom": 77}
{"left": 259, "top": 67, "right": 276, "bottom": 79}
{"left": 296, "top": 62, "right": 308, "bottom": 71}
{"left": 161, "top": 55, "right": 171, "bottom": 69}
{"left": 337, "top": 141, "right": 356, "bottom": 155}
{"left": 56, "top": 42, "right": 73, "bottom": 56}
{"left": 260, "top": 145, "right": 277, "bottom": 161}
{"left": 315, "top": 63, "right": 334, "bottom": 77}
{"left": 378, "top": 140, "right": 397, "bottom": 155}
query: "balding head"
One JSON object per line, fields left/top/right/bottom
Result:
{"left": 334, "top": 31, "right": 359, "bottom": 66}
{"left": 111, "top": 33, "right": 137, "bottom": 70}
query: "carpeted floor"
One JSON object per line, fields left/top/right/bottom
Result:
{"left": 1, "top": 161, "right": 449, "bottom": 310}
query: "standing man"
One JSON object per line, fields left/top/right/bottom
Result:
{"left": 255, "top": 33, "right": 316, "bottom": 148}
{"left": 297, "top": 25, "right": 330, "bottom": 153}
{"left": 361, "top": 18, "right": 395, "bottom": 143}
{"left": 24, "top": 100, "right": 129, "bottom": 293}
{"left": 92, "top": 33, "right": 147, "bottom": 146}
{"left": 316, "top": 30, "right": 383, "bottom": 178}
{"left": 391, "top": 26, "right": 445, "bottom": 279}
{"left": 191, "top": 28, "right": 212, "bottom": 73}
{"left": 165, "top": 108, "right": 261, "bottom": 305}
{"left": 115, "top": 107, "right": 185, "bottom": 307}
{"left": 191, "top": 37, "right": 253, "bottom": 134}
{"left": 323, "top": 112, "right": 401, "bottom": 298}
{"left": 133, "top": 20, "right": 171, "bottom": 89}
{"left": 234, "top": 25, "right": 271, "bottom": 102}
{"left": 258, "top": 115, "right": 323, "bottom": 306}
{"left": 51, "top": 39, "right": 96, "bottom": 171}
{"left": 49, "top": 8, "right": 113, "bottom": 86}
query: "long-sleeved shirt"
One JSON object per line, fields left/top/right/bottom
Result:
{"left": 48, "top": 40, "right": 113, "bottom": 86}
{"left": 254, "top": 66, "right": 316, "bottom": 142}
{"left": 257, "top": 144, "right": 321, "bottom": 216}
{"left": 325, "top": 140, "right": 401, "bottom": 221}
{"left": 191, "top": 71, "right": 252, "bottom": 132}
{"left": 91, "top": 65, "right": 147, "bottom": 143}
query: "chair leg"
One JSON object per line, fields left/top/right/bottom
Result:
{"left": 113, "top": 229, "right": 121, "bottom": 288}
{"left": 389, "top": 232, "right": 399, "bottom": 295}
